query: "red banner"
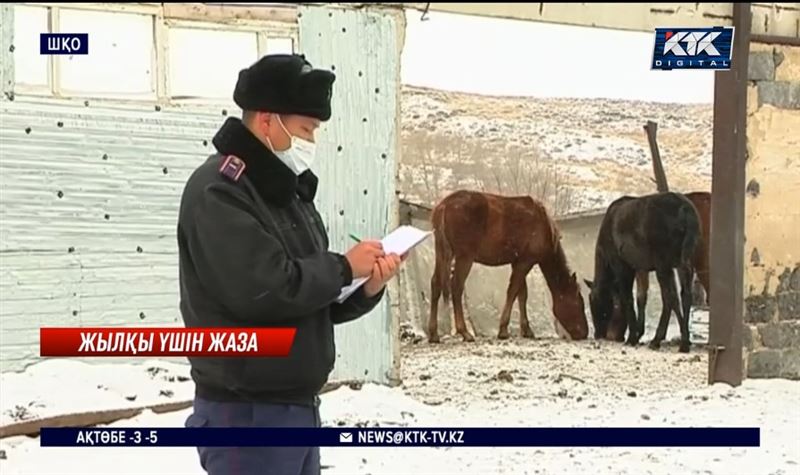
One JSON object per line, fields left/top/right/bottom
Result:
{"left": 40, "top": 328, "right": 296, "bottom": 357}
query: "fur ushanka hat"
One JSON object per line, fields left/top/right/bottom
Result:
{"left": 233, "top": 54, "right": 336, "bottom": 121}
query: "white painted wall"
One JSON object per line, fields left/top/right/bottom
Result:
{"left": 298, "top": 4, "right": 404, "bottom": 385}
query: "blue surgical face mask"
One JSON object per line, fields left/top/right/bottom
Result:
{"left": 266, "top": 116, "right": 317, "bottom": 176}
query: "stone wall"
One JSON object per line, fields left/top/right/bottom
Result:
{"left": 743, "top": 43, "right": 800, "bottom": 380}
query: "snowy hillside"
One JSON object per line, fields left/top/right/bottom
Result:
{"left": 399, "top": 86, "right": 713, "bottom": 215}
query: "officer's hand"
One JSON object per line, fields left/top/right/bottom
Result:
{"left": 364, "top": 253, "right": 403, "bottom": 297}
{"left": 345, "top": 241, "right": 384, "bottom": 279}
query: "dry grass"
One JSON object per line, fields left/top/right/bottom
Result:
{"left": 400, "top": 85, "right": 713, "bottom": 215}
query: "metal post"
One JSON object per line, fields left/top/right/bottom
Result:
{"left": 708, "top": 2, "right": 751, "bottom": 386}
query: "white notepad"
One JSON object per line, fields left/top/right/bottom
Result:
{"left": 336, "top": 225, "right": 432, "bottom": 303}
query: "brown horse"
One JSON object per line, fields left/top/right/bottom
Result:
{"left": 427, "top": 190, "right": 589, "bottom": 343}
{"left": 605, "top": 191, "right": 710, "bottom": 342}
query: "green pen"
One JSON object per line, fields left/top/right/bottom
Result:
{"left": 349, "top": 233, "right": 362, "bottom": 243}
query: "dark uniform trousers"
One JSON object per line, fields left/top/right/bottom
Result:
{"left": 186, "top": 396, "right": 322, "bottom": 475}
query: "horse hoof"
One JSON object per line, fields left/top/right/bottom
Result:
{"left": 462, "top": 334, "right": 475, "bottom": 343}
{"left": 625, "top": 339, "right": 637, "bottom": 347}
{"left": 428, "top": 336, "right": 440, "bottom": 344}
{"left": 497, "top": 332, "right": 510, "bottom": 340}
{"left": 521, "top": 331, "right": 535, "bottom": 339}
{"left": 648, "top": 340, "right": 661, "bottom": 350}
{"left": 679, "top": 343, "right": 691, "bottom": 353}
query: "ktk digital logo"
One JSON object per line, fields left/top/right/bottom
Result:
{"left": 651, "top": 27, "right": 734, "bottom": 70}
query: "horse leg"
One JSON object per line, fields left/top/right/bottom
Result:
{"left": 428, "top": 262, "right": 443, "bottom": 344}
{"left": 635, "top": 271, "right": 649, "bottom": 339}
{"left": 516, "top": 264, "right": 535, "bottom": 339}
{"left": 698, "top": 266, "right": 710, "bottom": 306}
{"left": 650, "top": 269, "right": 682, "bottom": 351}
{"left": 696, "top": 234, "right": 711, "bottom": 306}
{"left": 498, "top": 263, "right": 530, "bottom": 340}
{"left": 677, "top": 264, "right": 694, "bottom": 353}
{"left": 615, "top": 269, "right": 638, "bottom": 346}
{"left": 451, "top": 257, "right": 475, "bottom": 343}
{"left": 648, "top": 274, "right": 673, "bottom": 350}
{"left": 608, "top": 293, "right": 626, "bottom": 342}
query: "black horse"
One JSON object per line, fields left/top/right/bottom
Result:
{"left": 584, "top": 192, "right": 701, "bottom": 353}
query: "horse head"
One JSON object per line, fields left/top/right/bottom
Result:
{"left": 551, "top": 272, "right": 588, "bottom": 340}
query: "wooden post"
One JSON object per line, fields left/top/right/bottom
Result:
{"left": 708, "top": 2, "right": 751, "bottom": 387}
{"left": 644, "top": 121, "right": 669, "bottom": 192}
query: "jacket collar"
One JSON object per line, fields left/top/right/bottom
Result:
{"left": 211, "top": 117, "right": 319, "bottom": 206}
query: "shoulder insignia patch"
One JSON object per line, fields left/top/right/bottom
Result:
{"left": 219, "top": 155, "right": 246, "bottom": 182}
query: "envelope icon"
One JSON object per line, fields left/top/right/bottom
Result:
{"left": 339, "top": 432, "right": 353, "bottom": 443}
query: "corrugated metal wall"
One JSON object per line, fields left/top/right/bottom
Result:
{"left": 298, "top": 5, "right": 403, "bottom": 385}
{"left": 0, "top": 95, "right": 229, "bottom": 370}
{"left": 0, "top": 4, "right": 403, "bottom": 384}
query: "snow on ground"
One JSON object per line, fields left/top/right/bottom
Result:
{"left": 1, "top": 337, "right": 799, "bottom": 475}
{"left": 0, "top": 360, "right": 194, "bottom": 426}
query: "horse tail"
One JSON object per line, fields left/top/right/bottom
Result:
{"left": 431, "top": 202, "right": 453, "bottom": 302}
{"left": 680, "top": 200, "right": 701, "bottom": 265}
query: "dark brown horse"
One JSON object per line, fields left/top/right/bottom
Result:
{"left": 605, "top": 191, "right": 710, "bottom": 341}
{"left": 427, "top": 190, "right": 589, "bottom": 343}
{"left": 584, "top": 192, "right": 701, "bottom": 352}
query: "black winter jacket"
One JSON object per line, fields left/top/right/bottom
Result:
{"left": 177, "top": 118, "right": 384, "bottom": 406}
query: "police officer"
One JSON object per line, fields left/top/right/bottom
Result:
{"left": 177, "top": 53, "right": 402, "bottom": 475}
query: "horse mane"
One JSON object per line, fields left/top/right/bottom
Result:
{"left": 547, "top": 208, "right": 561, "bottom": 250}
{"left": 525, "top": 196, "right": 561, "bottom": 250}
{"left": 539, "top": 202, "right": 574, "bottom": 285}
